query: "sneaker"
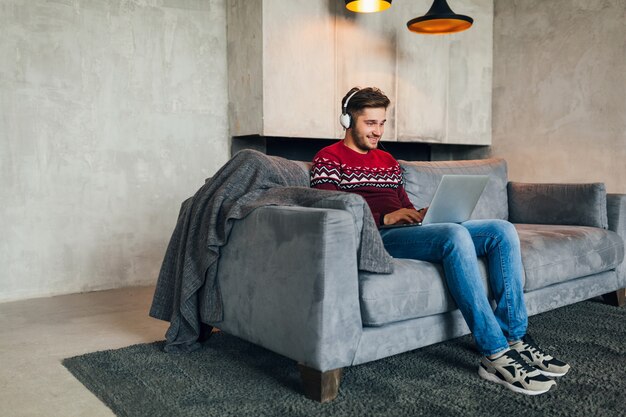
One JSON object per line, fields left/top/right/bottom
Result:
{"left": 478, "top": 349, "right": 557, "bottom": 395}
{"left": 510, "top": 335, "right": 571, "bottom": 377}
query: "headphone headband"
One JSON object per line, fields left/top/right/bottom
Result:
{"left": 342, "top": 89, "right": 360, "bottom": 114}
{"left": 340, "top": 89, "right": 360, "bottom": 129}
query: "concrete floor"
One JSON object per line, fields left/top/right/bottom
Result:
{"left": 0, "top": 286, "right": 168, "bottom": 417}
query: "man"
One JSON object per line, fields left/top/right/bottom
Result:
{"left": 310, "top": 87, "right": 570, "bottom": 395}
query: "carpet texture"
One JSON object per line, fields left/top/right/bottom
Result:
{"left": 63, "top": 300, "right": 626, "bottom": 417}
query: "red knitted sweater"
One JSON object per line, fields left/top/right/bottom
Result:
{"left": 310, "top": 141, "right": 415, "bottom": 226}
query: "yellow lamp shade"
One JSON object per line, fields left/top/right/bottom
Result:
{"left": 345, "top": 0, "right": 392, "bottom": 13}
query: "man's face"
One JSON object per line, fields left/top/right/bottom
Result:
{"left": 349, "top": 107, "right": 387, "bottom": 153}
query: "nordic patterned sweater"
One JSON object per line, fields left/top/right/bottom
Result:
{"left": 310, "top": 141, "right": 415, "bottom": 226}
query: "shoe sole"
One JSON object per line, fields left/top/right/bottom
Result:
{"left": 537, "top": 368, "right": 569, "bottom": 378}
{"left": 478, "top": 366, "right": 556, "bottom": 396}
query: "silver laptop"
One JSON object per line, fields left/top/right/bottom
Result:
{"left": 380, "top": 174, "right": 489, "bottom": 228}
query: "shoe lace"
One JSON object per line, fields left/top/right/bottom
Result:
{"left": 522, "top": 335, "right": 550, "bottom": 358}
{"left": 504, "top": 350, "right": 537, "bottom": 374}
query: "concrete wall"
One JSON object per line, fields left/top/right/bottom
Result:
{"left": 0, "top": 0, "right": 229, "bottom": 302}
{"left": 492, "top": 0, "right": 626, "bottom": 192}
{"left": 229, "top": 0, "right": 493, "bottom": 145}
{"left": 6, "top": 0, "right": 624, "bottom": 302}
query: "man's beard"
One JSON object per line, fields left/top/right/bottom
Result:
{"left": 352, "top": 130, "right": 379, "bottom": 152}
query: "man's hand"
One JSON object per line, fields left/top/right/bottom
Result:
{"left": 383, "top": 207, "right": 428, "bottom": 226}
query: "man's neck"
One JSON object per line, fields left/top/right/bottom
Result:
{"left": 342, "top": 138, "right": 368, "bottom": 155}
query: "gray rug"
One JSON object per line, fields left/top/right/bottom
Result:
{"left": 63, "top": 300, "right": 626, "bottom": 417}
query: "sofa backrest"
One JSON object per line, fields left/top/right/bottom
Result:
{"left": 399, "top": 158, "right": 509, "bottom": 220}
{"left": 292, "top": 161, "right": 313, "bottom": 177}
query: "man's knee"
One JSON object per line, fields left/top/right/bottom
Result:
{"left": 492, "top": 219, "right": 519, "bottom": 241}
{"left": 484, "top": 219, "right": 521, "bottom": 251}
{"left": 440, "top": 223, "right": 474, "bottom": 251}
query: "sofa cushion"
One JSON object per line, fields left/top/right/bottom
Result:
{"left": 516, "top": 224, "right": 624, "bottom": 292}
{"left": 359, "top": 258, "right": 489, "bottom": 326}
{"left": 508, "top": 182, "right": 608, "bottom": 229}
{"left": 399, "top": 158, "right": 509, "bottom": 220}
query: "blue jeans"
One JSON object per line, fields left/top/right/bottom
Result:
{"left": 379, "top": 219, "right": 527, "bottom": 356}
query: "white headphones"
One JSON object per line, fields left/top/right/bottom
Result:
{"left": 339, "top": 89, "right": 360, "bottom": 129}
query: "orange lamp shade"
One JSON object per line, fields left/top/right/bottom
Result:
{"left": 407, "top": 0, "right": 473, "bottom": 35}
{"left": 407, "top": 17, "right": 473, "bottom": 34}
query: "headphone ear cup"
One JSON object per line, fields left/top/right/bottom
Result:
{"left": 339, "top": 113, "right": 351, "bottom": 129}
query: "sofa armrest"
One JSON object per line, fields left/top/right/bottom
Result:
{"left": 507, "top": 182, "right": 608, "bottom": 228}
{"left": 213, "top": 205, "right": 363, "bottom": 371}
{"left": 608, "top": 194, "right": 626, "bottom": 286}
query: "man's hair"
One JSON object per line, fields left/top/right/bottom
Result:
{"left": 342, "top": 87, "right": 390, "bottom": 128}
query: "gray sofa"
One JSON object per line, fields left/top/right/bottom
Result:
{"left": 209, "top": 157, "right": 626, "bottom": 402}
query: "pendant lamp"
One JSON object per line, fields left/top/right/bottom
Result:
{"left": 345, "top": 0, "right": 392, "bottom": 13}
{"left": 407, "top": 0, "right": 473, "bottom": 34}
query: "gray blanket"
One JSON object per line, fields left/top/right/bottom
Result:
{"left": 149, "top": 149, "right": 393, "bottom": 353}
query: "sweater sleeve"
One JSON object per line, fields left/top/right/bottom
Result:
{"left": 312, "top": 182, "right": 340, "bottom": 191}
{"left": 396, "top": 166, "right": 416, "bottom": 210}
{"left": 372, "top": 209, "right": 385, "bottom": 226}
{"left": 398, "top": 185, "right": 416, "bottom": 210}
{"left": 374, "top": 186, "right": 415, "bottom": 226}
{"left": 310, "top": 152, "right": 342, "bottom": 190}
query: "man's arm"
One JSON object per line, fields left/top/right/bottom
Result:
{"left": 398, "top": 184, "right": 416, "bottom": 211}
{"left": 382, "top": 185, "right": 424, "bottom": 225}
{"left": 383, "top": 208, "right": 424, "bottom": 225}
{"left": 310, "top": 154, "right": 342, "bottom": 191}
{"left": 312, "top": 182, "right": 340, "bottom": 191}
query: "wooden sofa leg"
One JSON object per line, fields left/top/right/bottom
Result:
{"left": 297, "top": 364, "right": 343, "bottom": 403}
{"left": 602, "top": 288, "right": 626, "bottom": 307}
